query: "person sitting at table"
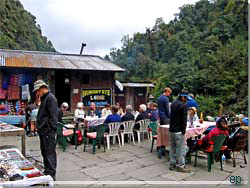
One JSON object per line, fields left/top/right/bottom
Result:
{"left": 150, "top": 103, "right": 159, "bottom": 122}
{"left": 187, "top": 107, "right": 199, "bottom": 125}
{"left": 222, "top": 117, "right": 248, "bottom": 160}
{"left": 74, "top": 102, "right": 85, "bottom": 122}
{"left": 134, "top": 104, "right": 149, "bottom": 130}
{"left": 58, "top": 102, "right": 69, "bottom": 123}
{"left": 120, "top": 105, "right": 135, "bottom": 131}
{"left": 188, "top": 117, "right": 229, "bottom": 153}
{"left": 87, "top": 102, "right": 101, "bottom": 117}
{"left": 121, "top": 105, "right": 135, "bottom": 122}
{"left": 116, "top": 102, "right": 124, "bottom": 116}
{"left": 104, "top": 105, "right": 121, "bottom": 133}
{"left": 101, "top": 103, "right": 112, "bottom": 117}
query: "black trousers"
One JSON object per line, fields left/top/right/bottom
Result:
{"left": 39, "top": 131, "right": 57, "bottom": 179}
{"left": 160, "top": 117, "right": 170, "bottom": 125}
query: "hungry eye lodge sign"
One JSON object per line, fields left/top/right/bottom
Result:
{"left": 82, "top": 89, "right": 112, "bottom": 106}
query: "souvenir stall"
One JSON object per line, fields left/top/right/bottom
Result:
{"left": 0, "top": 70, "right": 33, "bottom": 125}
{"left": 0, "top": 147, "right": 53, "bottom": 186}
{"left": 0, "top": 68, "right": 52, "bottom": 125}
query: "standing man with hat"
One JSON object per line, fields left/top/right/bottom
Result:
{"left": 169, "top": 90, "right": 191, "bottom": 173}
{"left": 33, "top": 80, "right": 58, "bottom": 180}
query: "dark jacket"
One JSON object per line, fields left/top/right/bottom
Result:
{"left": 157, "top": 95, "right": 170, "bottom": 119}
{"left": 121, "top": 112, "right": 135, "bottom": 122}
{"left": 58, "top": 108, "right": 63, "bottom": 123}
{"left": 227, "top": 127, "right": 248, "bottom": 149}
{"left": 135, "top": 111, "right": 148, "bottom": 122}
{"left": 37, "top": 92, "right": 58, "bottom": 134}
{"left": 134, "top": 111, "right": 149, "bottom": 129}
{"left": 169, "top": 100, "right": 187, "bottom": 134}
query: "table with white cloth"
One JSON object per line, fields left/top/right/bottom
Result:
{"left": 0, "top": 121, "right": 26, "bottom": 157}
{"left": 156, "top": 121, "right": 216, "bottom": 148}
{"left": 84, "top": 116, "right": 106, "bottom": 127}
{"left": 82, "top": 116, "right": 107, "bottom": 145}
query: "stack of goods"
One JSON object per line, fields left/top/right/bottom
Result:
{"left": 7, "top": 86, "right": 20, "bottom": 100}
{"left": 0, "top": 103, "right": 8, "bottom": 115}
{"left": 0, "top": 88, "right": 6, "bottom": 100}
{"left": 9, "top": 73, "right": 19, "bottom": 86}
{"left": 0, "top": 149, "right": 42, "bottom": 182}
{"left": 7, "top": 102, "right": 15, "bottom": 115}
{"left": 15, "top": 101, "right": 25, "bottom": 115}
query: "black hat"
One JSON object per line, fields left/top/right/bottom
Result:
{"left": 179, "top": 90, "right": 189, "bottom": 97}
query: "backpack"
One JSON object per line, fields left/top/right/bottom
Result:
{"left": 70, "top": 130, "right": 83, "bottom": 145}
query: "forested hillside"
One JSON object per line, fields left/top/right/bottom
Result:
{"left": 0, "top": 0, "right": 55, "bottom": 52}
{"left": 109, "top": 0, "right": 248, "bottom": 115}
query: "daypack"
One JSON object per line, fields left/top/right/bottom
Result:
{"left": 70, "top": 130, "right": 83, "bottom": 145}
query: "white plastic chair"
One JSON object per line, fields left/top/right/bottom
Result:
{"left": 120, "top": 121, "right": 135, "bottom": 146}
{"left": 134, "top": 119, "right": 150, "bottom": 144}
{"left": 106, "top": 122, "right": 121, "bottom": 150}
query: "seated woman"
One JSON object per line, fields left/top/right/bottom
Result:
{"left": 222, "top": 117, "right": 248, "bottom": 159}
{"left": 134, "top": 104, "right": 149, "bottom": 130}
{"left": 188, "top": 117, "right": 229, "bottom": 153}
{"left": 74, "top": 102, "right": 85, "bottom": 123}
{"left": 104, "top": 105, "right": 121, "bottom": 133}
{"left": 187, "top": 107, "right": 199, "bottom": 127}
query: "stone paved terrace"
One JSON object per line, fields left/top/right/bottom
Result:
{"left": 0, "top": 135, "right": 248, "bottom": 187}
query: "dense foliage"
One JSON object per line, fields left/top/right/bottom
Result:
{"left": 109, "top": 0, "right": 248, "bottom": 116}
{"left": 0, "top": 0, "right": 55, "bottom": 52}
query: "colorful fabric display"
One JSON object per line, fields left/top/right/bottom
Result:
{"left": 7, "top": 85, "right": 20, "bottom": 100}
{"left": 0, "top": 88, "right": 7, "bottom": 99}
{"left": 21, "top": 84, "right": 30, "bottom": 101}
{"left": 10, "top": 73, "right": 19, "bottom": 86}
{"left": 18, "top": 74, "right": 26, "bottom": 86}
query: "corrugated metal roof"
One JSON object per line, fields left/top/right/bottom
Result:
{"left": 0, "top": 49, "right": 125, "bottom": 72}
{"left": 122, "top": 83, "right": 154, "bottom": 87}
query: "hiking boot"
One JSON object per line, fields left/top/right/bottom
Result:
{"left": 175, "top": 166, "right": 191, "bottom": 173}
{"left": 169, "top": 164, "right": 176, "bottom": 171}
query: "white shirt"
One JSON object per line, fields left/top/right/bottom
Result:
{"left": 101, "top": 108, "right": 112, "bottom": 117}
{"left": 74, "top": 109, "right": 85, "bottom": 121}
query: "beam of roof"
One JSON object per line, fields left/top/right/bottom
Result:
{"left": 0, "top": 49, "right": 125, "bottom": 72}
{"left": 121, "top": 83, "right": 154, "bottom": 87}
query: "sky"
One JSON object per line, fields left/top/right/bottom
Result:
{"left": 20, "top": 0, "right": 199, "bottom": 57}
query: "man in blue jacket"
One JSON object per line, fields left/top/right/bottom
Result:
{"left": 157, "top": 87, "right": 172, "bottom": 125}
{"left": 187, "top": 93, "right": 198, "bottom": 109}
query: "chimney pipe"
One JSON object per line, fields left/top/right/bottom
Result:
{"left": 80, "top": 43, "right": 87, "bottom": 55}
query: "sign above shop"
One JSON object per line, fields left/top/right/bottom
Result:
{"left": 82, "top": 88, "right": 112, "bottom": 107}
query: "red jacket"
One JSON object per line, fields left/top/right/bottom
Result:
{"left": 202, "top": 127, "right": 228, "bottom": 144}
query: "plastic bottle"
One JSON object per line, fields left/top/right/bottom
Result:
{"left": 222, "top": 154, "right": 226, "bottom": 166}
{"left": 199, "top": 112, "right": 204, "bottom": 124}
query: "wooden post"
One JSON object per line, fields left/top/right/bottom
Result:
{"left": 21, "top": 133, "right": 26, "bottom": 157}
